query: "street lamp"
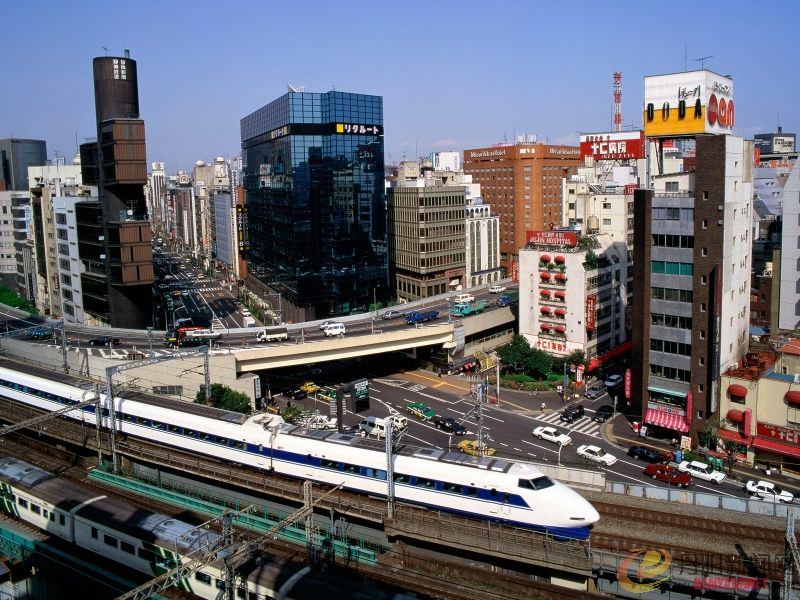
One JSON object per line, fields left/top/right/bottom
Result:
{"left": 557, "top": 440, "right": 563, "bottom": 466}
{"left": 613, "top": 395, "right": 618, "bottom": 418}
{"left": 146, "top": 326, "right": 153, "bottom": 354}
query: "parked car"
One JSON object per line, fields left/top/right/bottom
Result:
{"left": 88, "top": 336, "right": 122, "bottom": 346}
{"left": 592, "top": 405, "right": 615, "bottom": 423}
{"left": 584, "top": 384, "right": 605, "bottom": 399}
{"left": 603, "top": 374, "right": 623, "bottom": 389}
{"left": 281, "top": 387, "right": 308, "bottom": 401}
{"left": 577, "top": 444, "right": 618, "bottom": 466}
{"left": 457, "top": 439, "right": 496, "bottom": 457}
{"left": 382, "top": 309, "right": 405, "bottom": 320}
{"left": 627, "top": 445, "right": 670, "bottom": 464}
{"left": 644, "top": 464, "right": 692, "bottom": 488}
{"left": 677, "top": 460, "right": 726, "bottom": 484}
{"left": 433, "top": 416, "right": 467, "bottom": 435}
{"left": 488, "top": 284, "right": 507, "bottom": 294}
{"left": 559, "top": 404, "right": 585, "bottom": 423}
{"left": 407, "top": 402, "right": 436, "bottom": 421}
{"left": 745, "top": 480, "right": 794, "bottom": 503}
{"left": 532, "top": 426, "right": 572, "bottom": 446}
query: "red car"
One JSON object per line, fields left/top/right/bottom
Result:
{"left": 643, "top": 464, "right": 692, "bottom": 488}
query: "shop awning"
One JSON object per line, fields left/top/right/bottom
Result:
{"left": 540, "top": 324, "right": 551, "bottom": 331}
{"left": 785, "top": 391, "right": 800, "bottom": 405}
{"left": 728, "top": 384, "right": 748, "bottom": 398}
{"left": 554, "top": 326, "right": 566, "bottom": 334}
{"left": 645, "top": 408, "right": 689, "bottom": 433}
{"left": 599, "top": 340, "right": 632, "bottom": 365}
{"left": 718, "top": 428, "right": 751, "bottom": 444}
{"left": 540, "top": 254, "right": 551, "bottom": 262}
{"left": 540, "top": 272, "right": 551, "bottom": 280}
{"left": 540, "top": 307, "right": 551, "bottom": 314}
{"left": 554, "top": 291, "right": 566, "bottom": 299}
{"left": 752, "top": 436, "right": 800, "bottom": 459}
{"left": 554, "top": 308, "right": 566, "bottom": 316}
{"left": 540, "top": 289, "right": 551, "bottom": 297}
{"left": 587, "top": 358, "right": 600, "bottom": 372}
{"left": 555, "top": 273, "right": 567, "bottom": 281}
{"left": 555, "top": 255, "right": 565, "bottom": 263}
{"left": 726, "top": 409, "right": 744, "bottom": 422}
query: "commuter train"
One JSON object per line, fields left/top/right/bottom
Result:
{"left": 0, "top": 364, "right": 599, "bottom": 539}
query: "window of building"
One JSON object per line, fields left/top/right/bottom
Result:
{"left": 55, "top": 213, "right": 67, "bottom": 225}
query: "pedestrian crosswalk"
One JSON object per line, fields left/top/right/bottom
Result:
{"left": 533, "top": 410, "right": 601, "bottom": 438}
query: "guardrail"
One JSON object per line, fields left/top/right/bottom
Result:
{"left": 537, "top": 463, "right": 605, "bottom": 491}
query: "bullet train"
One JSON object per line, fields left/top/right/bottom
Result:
{"left": 0, "top": 364, "right": 599, "bottom": 539}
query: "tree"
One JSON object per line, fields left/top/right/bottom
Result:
{"left": 196, "top": 383, "right": 251, "bottom": 414}
{"left": 497, "top": 335, "right": 533, "bottom": 372}
{"left": 523, "top": 349, "right": 552, "bottom": 380}
{"left": 583, "top": 250, "right": 599, "bottom": 270}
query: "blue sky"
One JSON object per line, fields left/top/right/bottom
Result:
{"left": 3, "top": 1, "right": 798, "bottom": 173}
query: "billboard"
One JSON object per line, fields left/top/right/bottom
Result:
{"left": 526, "top": 230, "right": 578, "bottom": 246}
{"left": 580, "top": 131, "right": 645, "bottom": 161}
{"left": 586, "top": 295, "right": 597, "bottom": 331}
{"left": 643, "top": 70, "right": 734, "bottom": 137}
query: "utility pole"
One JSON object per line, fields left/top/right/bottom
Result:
{"left": 146, "top": 326, "right": 153, "bottom": 354}
{"left": 60, "top": 319, "right": 68, "bottom": 374}
{"left": 203, "top": 346, "right": 211, "bottom": 403}
{"left": 385, "top": 419, "right": 395, "bottom": 519}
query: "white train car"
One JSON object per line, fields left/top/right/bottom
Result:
{"left": 0, "top": 364, "right": 599, "bottom": 539}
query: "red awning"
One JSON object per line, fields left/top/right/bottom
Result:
{"left": 598, "top": 340, "right": 632, "bottom": 365}
{"left": 555, "top": 273, "right": 567, "bottom": 280}
{"left": 726, "top": 409, "right": 744, "bottom": 422}
{"left": 540, "top": 324, "right": 551, "bottom": 331}
{"left": 554, "top": 326, "right": 566, "bottom": 334}
{"left": 555, "top": 255, "right": 565, "bottom": 263}
{"left": 540, "top": 306, "right": 552, "bottom": 314}
{"left": 645, "top": 408, "right": 689, "bottom": 433}
{"left": 728, "top": 384, "right": 747, "bottom": 398}
{"left": 540, "top": 289, "right": 551, "bottom": 297}
{"left": 752, "top": 436, "right": 800, "bottom": 459}
{"left": 554, "top": 308, "right": 566, "bottom": 316}
{"left": 554, "top": 291, "right": 565, "bottom": 299}
{"left": 540, "top": 272, "right": 551, "bottom": 279}
{"left": 785, "top": 391, "right": 800, "bottom": 405}
{"left": 540, "top": 254, "right": 551, "bottom": 262}
{"left": 587, "top": 358, "right": 601, "bottom": 372}
{"left": 718, "top": 428, "right": 751, "bottom": 444}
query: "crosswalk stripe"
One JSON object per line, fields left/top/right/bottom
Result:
{"left": 533, "top": 412, "right": 600, "bottom": 438}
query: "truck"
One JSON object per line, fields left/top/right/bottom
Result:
{"left": 256, "top": 327, "right": 288, "bottom": 343}
{"left": 405, "top": 310, "right": 440, "bottom": 325}
{"left": 496, "top": 292, "right": 518, "bottom": 307}
{"left": 243, "top": 316, "right": 257, "bottom": 328}
{"left": 450, "top": 300, "right": 488, "bottom": 317}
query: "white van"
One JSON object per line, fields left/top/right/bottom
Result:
{"left": 358, "top": 414, "right": 408, "bottom": 438}
{"left": 323, "top": 322, "right": 346, "bottom": 337}
{"left": 453, "top": 293, "right": 475, "bottom": 304}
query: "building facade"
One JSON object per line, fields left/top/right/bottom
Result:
{"left": 0, "top": 139, "right": 46, "bottom": 191}
{"left": 463, "top": 142, "right": 581, "bottom": 275}
{"left": 241, "top": 90, "right": 387, "bottom": 321}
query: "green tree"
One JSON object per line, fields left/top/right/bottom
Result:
{"left": 196, "top": 383, "right": 251, "bottom": 414}
{"left": 497, "top": 335, "right": 533, "bottom": 372}
{"left": 0, "top": 286, "right": 37, "bottom": 314}
{"left": 583, "top": 250, "right": 599, "bottom": 270}
{"left": 523, "top": 348, "right": 552, "bottom": 380}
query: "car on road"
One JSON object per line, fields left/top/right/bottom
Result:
{"left": 559, "top": 404, "right": 585, "bottom": 423}
{"left": 281, "top": 387, "right": 308, "bottom": 401}
{"left": 488, "top": 284, "right": 507, "bottom": 294}
{"left": 584, "top": 384, "right": 605, "bottom": 399}
{"left": 299, "top": 381, "right": 320, "bottom": 394}
{"left": 745, "top": 480, "right": 794, "bottom": 503}
{"left": 592, "top": 405, "right": 615, "bottom": 423}
{"left": 26, "top": 327, "right": 53, "bottom": 341}
{"left": 88, "top": 336, "right": 122, "bottom": 346}
{"left": 532, "top": 426, "right": 572, "bottom": 446}
{"left": 627, "top": 445, "right": 670, "bottom": 464}
{"left": 319, "top": 320, "right": 340, "bottom": 330}
{"left": 407, "top": 402, "right": 436, "bottom": 421}
{"left": 603, "top": 374, "right": 623, "bottom": 389}
{"left": 432, "top": 416, "right": 467, "bottom": 435}
{"left": 643, "top": 464, "right": 692, "bottom": 488}
{"left": 456, "top": 439, "right": 496, "bottom": 457}
{"left": 577, "top": 445, "right": 618, "bottom": 466}
{"left": 382, "top": 309, "right": 405, "bottom": 320}
{"left": 677, "top": 460, "right": 726, "bottom": 484}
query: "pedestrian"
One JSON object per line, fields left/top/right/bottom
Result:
{"left": 541, "top": 401, "right": 546, "bottom": 412}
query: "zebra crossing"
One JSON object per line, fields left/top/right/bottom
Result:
{"left": 533, "top": 409, "right": 601, "bottom": 438}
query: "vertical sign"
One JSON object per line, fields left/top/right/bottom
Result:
{"left": 585, "top": 295, "right": 597, "bottom": 330}
{"left": 576, "top": 365, "right": 585, "bottom": 385}
{"left": 511, "top": 259, "right": 519, "bottom": 283}
{"left": 624, "top": 368, "right": 631, "bottom": 400}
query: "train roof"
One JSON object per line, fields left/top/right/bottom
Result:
{"left": 0, "top": 456, "right": 54, "bottom": 487}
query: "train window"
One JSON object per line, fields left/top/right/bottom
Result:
{"left": 185, "top": 429, "right": 197, "bottom": 438}
{"left": 320, "top": 459, "right": 338, "bottom": 469}
{"left": 530, "top": 476, "right": 554, "bottom": 490}
{"left": 216, "top": 437, "right": 228, "bottom": 446}
{"left": 139, "top": 419, "right": 151, "bottom": 427}
{"left": 18, "top": 498, "right": 27, "bottom": 509}
{"left": 31, "top": 504, "right": 40, "bottom": 515}
{"left": 443, "top": 482, "right": 460, "bottom": 493}
{"left": 151, "top": 421, "right": 163, "bottom": 429}
{"left": 232, "top": 441, "right": 245, "bottom": 450}
{"left": 49, "top": 513, "right": 55, "bottom": 522}
{"left": 201, "top": 433, "right": 212, "bottom": 441}
{"left": 375, "top": 469, "right": 387, "bottom": 481}
{"left": 104, "top": 534, "right": 118, "bottom": 548}
{"left": 344, "top": 464, "right": 359, "bottom": 474}
{"left": 168, "top": 424, "right": 180, "bottom": 433}
{"left": 394, "top": 474, "right": 410, "bottom": 484}
{"left": 503, "top": 493, "right": 510, "bottom": 503}
{"left": 216, "top": 579, "right": 225, "bottom": 590}
{"left": 59, "top": 514, "right": 65, "bottom": 526}
{"left": 195, "top": 573, "right": 212, "bottom": 585}
{"left": 120, "top": 541, "right": 135, "bottom": 555}
{"left": 43, "top": 509, "right": 48, "bottom": 518}
{"left": 415, "top": 478, "right": 435, "bottom": 489}
{"left": 122, "top": 414, "right": 134, "bottom": 422}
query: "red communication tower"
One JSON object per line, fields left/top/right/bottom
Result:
{"left": 613, "top": 71, "right": 622, "bottom": 132}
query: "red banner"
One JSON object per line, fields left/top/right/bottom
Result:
{"left": 624, "top": 368, "right": 631, "bottom": 400}
{"left": 579, "top": 131, "right": 645, "bottom": 161}
{"left": 757, "top": 422, "right": 800, "bottom": 446}
{"left": 511, "top": 259, "right": 519, "bottom": 283}
{"left": 585, "top": 295, "right": 596, "bottom": 330}
{"left": 526, "top": 230, "right": 578, "bottom": 247}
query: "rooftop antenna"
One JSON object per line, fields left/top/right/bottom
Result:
{"left": 694, "top": 55, "right": 713, "bottom": 69}
{"left": 684, "top": 45, "right": 687, "bottom": 71}
{"left": 102, "top": 46, "right": 109, "bottom": 56}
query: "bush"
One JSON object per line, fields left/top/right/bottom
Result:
{"left": 196, "top": 383, "right": 252, "bottom": 414}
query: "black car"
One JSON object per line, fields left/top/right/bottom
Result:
{"left": 26, "top": 327, "right": 53, "bottom": 341}
{"left": 433, "top": 416, "right": 467, "bottom": 435}
{"left": 627, "top": 445, "right": 669, "bottom": 464}
{"left": 559, "top": 404, "right": 585, "bottom": 423}
{"left": 592, "top": 405, "right": 615, "bottom": 423}
{"left": 281, "top": 388, "right": 308, "bottom": 401}
{"left": 89, "top": 336, "right": 122, "bottom": 346}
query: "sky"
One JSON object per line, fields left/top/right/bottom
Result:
{"left": 3, "top": 1, "right": 799, "bottom": 174}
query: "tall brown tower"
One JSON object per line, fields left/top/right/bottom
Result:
{"left": 78, "top": 52, "right": 153, "bottom": 327}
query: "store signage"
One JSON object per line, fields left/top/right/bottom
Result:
{"left": 535, "top": 339, "right": 569, "bottom": 355}
{"left": 469, "top": 149, "right": 506, "bottom": 159}
{"left": 757, "top": 422, "right": 800, "bottom": 446}
{"left": 586, "top": 295, "right": 597, "bottom": 331}
{"left": 624, "top": 368, "right": 631, "bottom": 400}
{"left": 511, "top": 259, "right": 519, "bottom": 283}
{"left": 335, "top": 123, "right": 382, "bottom": 135}
{"left": 576, "top": 364, "right": 585, "bottom": 385}
{"left": 580, "top": 131, "right": 645, "bottom": 160}
{"left": 526, "top": 230, "right": 578, "bottom": 246}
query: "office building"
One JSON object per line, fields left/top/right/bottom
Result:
{"left": 463, "top": 142, "right": 581, "bottom": 276}
{"left": 0, "top": 139, "right": 47, "bottom": 191}
{"left": 77, "top": 52, "right": 153, "bottom": 328}
{"left": 241, "top": 90, "right": 387, "bottom": 321}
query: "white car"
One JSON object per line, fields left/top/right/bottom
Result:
{"left": 603, "top": 374, "right": 623, "bottom": 389}
{"left": 576, "top": 444, "right": 618, "bottom": 466}
{"left": 488, "top": 285, "right": 507, "bottom": 294}
{"left": 532, "top": 426, "right": 572, "bottom": 446}
{"left": 745, "top": 480, "right": 794, "bottom": 503}
{"left": 677, "top": 460, "right": 726, "bottom": 484}
{"left": 318, "top": 320, "right": 339, "bottom": 330}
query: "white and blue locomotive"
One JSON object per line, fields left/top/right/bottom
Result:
{"left": 0, "top": 365, "right": 599, "bottom": 539}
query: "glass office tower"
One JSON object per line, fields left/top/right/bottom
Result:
{"left": 241, "top": 91, "right": 387, "bottom": 320}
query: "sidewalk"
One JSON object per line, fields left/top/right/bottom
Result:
{"left": 601, "top": 410, "right": 800, "bottom": 493}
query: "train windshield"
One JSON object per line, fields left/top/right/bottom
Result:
{"left": 519, "top": 476, "right": 554, "bottom": 491}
